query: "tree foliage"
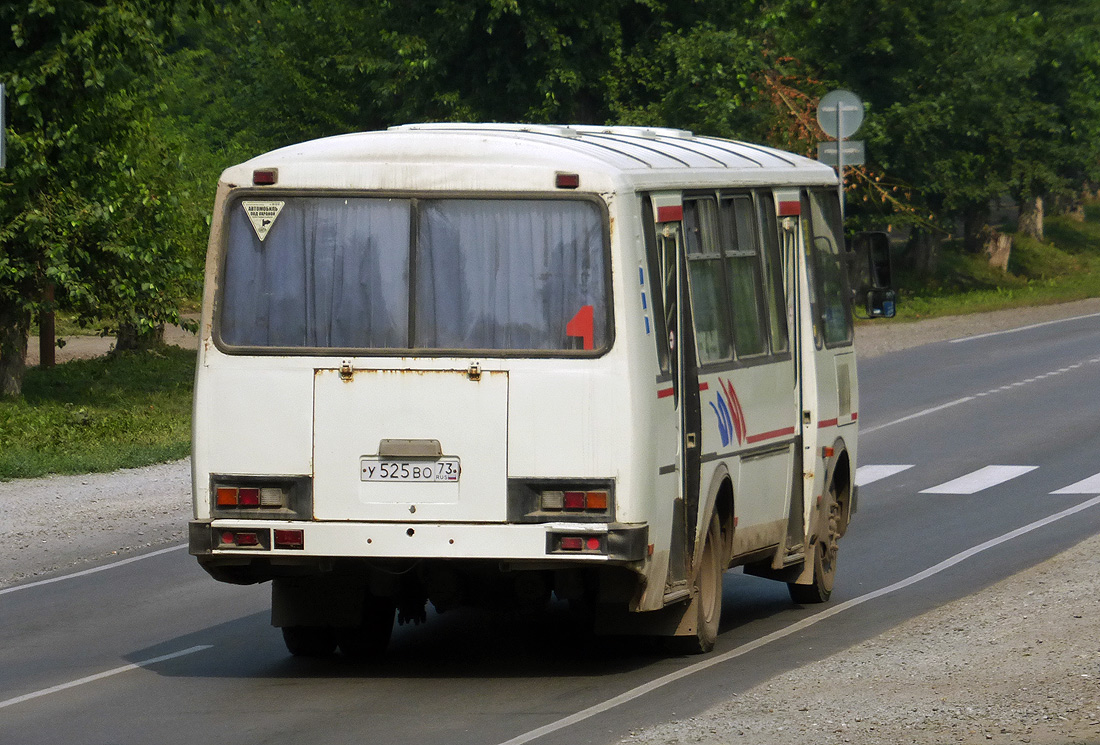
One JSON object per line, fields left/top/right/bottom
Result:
{"left": 778, "top": 0, "right": 1100, "bottom": 241}
{"left": 3, "top": 0, "right": 1100, "bottom": 396}
{"left": 0, "top": 1, "right": 198, "bottom": 396}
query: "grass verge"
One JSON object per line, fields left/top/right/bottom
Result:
{"left": 0, "top": 346, "right": 194, "bottom": 480}
{"left": 890, "top": 204, "right": 1100, "bottom": 321}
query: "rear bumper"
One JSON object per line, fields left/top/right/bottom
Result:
{"left": 189, "top": 519, "right": 649, "bottom": 564}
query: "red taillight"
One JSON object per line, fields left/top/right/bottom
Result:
{"left": 234, "top": 532, "right": 260, "bottom": 547}
{"left": 216, "top": 483, "right": 290, "bottom": 510}
{"left": 274, "top": 529, "right": 304, "bottom": 550}
{"left": 540, "top": 487, "right": 611, "bottom": 512}
{"left": 563, "top": 491, "right": 586, "bottom": 509}
{"left": 220, "top": 530, "right": 262, "bottom": 547}
{"left": 554, "top": 534, "right": 605, "bottom": 553}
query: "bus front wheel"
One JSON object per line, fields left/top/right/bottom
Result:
{"left": 788, "top": 483, "right": 840, "bottom": 604}
{"left": 671, "top": 512, "right": 724, "bottom": 654}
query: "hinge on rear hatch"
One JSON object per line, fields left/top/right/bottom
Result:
{"left": 340, "top": 359, "right": 354, "bottom": 381}
{"left": 467, "top": 361, "right": 482, "bottom": 381}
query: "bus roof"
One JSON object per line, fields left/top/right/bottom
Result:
{"left": 229, "top": 123, "right": 838, "bottom": 192}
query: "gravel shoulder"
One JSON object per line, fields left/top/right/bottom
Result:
{"left": 4, "top": 301, "right": 1100, "bottom": 744}
{"left": 0, "top": 459, "right": 192, "bottom": 588}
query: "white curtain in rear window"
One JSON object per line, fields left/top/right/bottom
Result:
{"left": 219, "top": 197, "right": 606, "bottom": 352}
{"left": 220, "top": 198, "right": 411, "bottom": 348}
{"left": 416, "top": 199, "right": 606, "bottom": 351}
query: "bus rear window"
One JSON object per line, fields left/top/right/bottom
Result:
{"left": 219, "top": 197, "right": 609, "bottom": 353}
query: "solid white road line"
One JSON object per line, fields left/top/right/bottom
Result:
{"left": 920, "top": 465, "right": 1038, "bottom": 495}
{"left": 496, "top": 494, "right": 1100, "bottom": 745}
{"left": 1051, "top": 472, "right": 1100, "bottom": 494}
{"left": 0, "top": 645, "right": 213, "bottom": 711}
{"left": 859, "top": 397, "right": 975, "bottom": 435}
{"left": 0, "top": 544, "right": 188, "bottom": 596}
{"left": 948, "top": 312, "right": 1100, "bottom": 344}
{"left": 854, "top": 465, "right": 914, "bottom": 487}
{"left": 860, "top": 356, "right": 1100, "bottom": 436}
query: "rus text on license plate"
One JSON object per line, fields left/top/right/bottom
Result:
{"left": 360, "top": 457, "right": 460, "bottom": 482}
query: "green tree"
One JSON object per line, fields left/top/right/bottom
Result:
{"left": 0, "top": 0, "right": 194, "bottom": 397}
{"left": 779, "top": 0, "right": 1100, "bottom": 246}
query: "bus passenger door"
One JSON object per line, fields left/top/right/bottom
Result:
{"left": 651, "top": 196, "right": 701, "bottom": 586}
{"left": 800, "top": 188, "right": 858, "bottom": 542}
{"left": 773, "top": 192, "right": 808, "bottom": 558}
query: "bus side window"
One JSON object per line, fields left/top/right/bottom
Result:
{"left": 683, "top": 198, "right": 732, "bottom": 364}
{"left": 643, "top": 198, "right": 670, "bottom": 374}
{"left": 755, "top": 193, "right": 789, "bottom": 356}
{"left": 719, "top": 195, "right": 768, "bottom": 359}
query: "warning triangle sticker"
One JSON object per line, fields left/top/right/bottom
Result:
{"left": 242, "top": 201, "right": 285, "bottom": 242}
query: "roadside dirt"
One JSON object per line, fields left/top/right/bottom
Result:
{"left": 5, "top": 302, "right": 1100, "bottom": 745}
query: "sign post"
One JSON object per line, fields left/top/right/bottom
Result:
{"left": 817, "top": 89, "right": 864, "bottom": 219}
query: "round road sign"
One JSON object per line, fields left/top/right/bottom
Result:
{"left": 817, "top": 90, "right": 864, "bottom": 139}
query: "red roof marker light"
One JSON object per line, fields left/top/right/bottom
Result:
{"left": 253, "top": 168, "right": 278, "bottom": 185}
{"left": 555, "top": 172, "right": 580, "bottom": 189}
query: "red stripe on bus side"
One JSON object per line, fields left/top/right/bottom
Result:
{"left": 746, "top": 426, "right": 797, "bottom": 444}
{"left": 698, "top": 382, "right": 709, "bottom": 392}
{"left": 657, "top": 387, "right": 675, "bottom": 399}
{"left": 818, "top": 418, "right": 839, "bottom": 428}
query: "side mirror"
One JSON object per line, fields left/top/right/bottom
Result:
{"left": 849, "top": 231, "right": 896, "bottom": 319}
{"left": 866, "top": 288, "right": 896, "bottom": 318}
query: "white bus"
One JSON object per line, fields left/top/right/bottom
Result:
{"left": 189, "top": 123, "right": 894, "bottom": 657}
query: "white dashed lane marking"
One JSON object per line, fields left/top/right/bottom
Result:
{"left": 919, "top": 466, "right": 1038, "bottom": 494}
{"left": 1051, "top": 472, "right": 1100, "bottom": 494}
{"left": 860, "top": 464, "right": 1100, "bottom": 497}
{"left": 854, "top": 465, "right": 914, "bottom": 486}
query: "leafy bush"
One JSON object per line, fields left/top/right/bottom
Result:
{"left": 0, "top": 347, "right": 194, "bottom": 479}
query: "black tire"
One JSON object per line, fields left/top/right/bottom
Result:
{"left": 671, "top": 513, "right": 724, "bottom": 654}
{"left": 788, "top": 483, "right": 840, "bottom": 604}
{"left": 282, "top": 626, "right": 338, "bottom": 657}
{"left": 338, "top": 597, "right": 396, "bottom": 660}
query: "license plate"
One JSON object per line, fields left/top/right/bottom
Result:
{"left": 360, "top": 457, "right": 460, "bottom": 482}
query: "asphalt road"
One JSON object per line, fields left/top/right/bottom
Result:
{"left": 3, "top": 313, "right": 1100, "bottom": 745}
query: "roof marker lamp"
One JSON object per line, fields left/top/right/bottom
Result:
{"left": 252, "top": 168, "right": 278, "bottom": 185}
{"left": 555, "top": 172, "right": 580, "bottom": 189}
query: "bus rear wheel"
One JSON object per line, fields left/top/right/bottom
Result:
{"left": 282, "top": 626, "right": 337, "bottom": 657}
{"left": 788, "top": 483, "right": 840, "bottom": 604}
{"left": 337, "top": 596, "right": 396, "bottom": 660}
